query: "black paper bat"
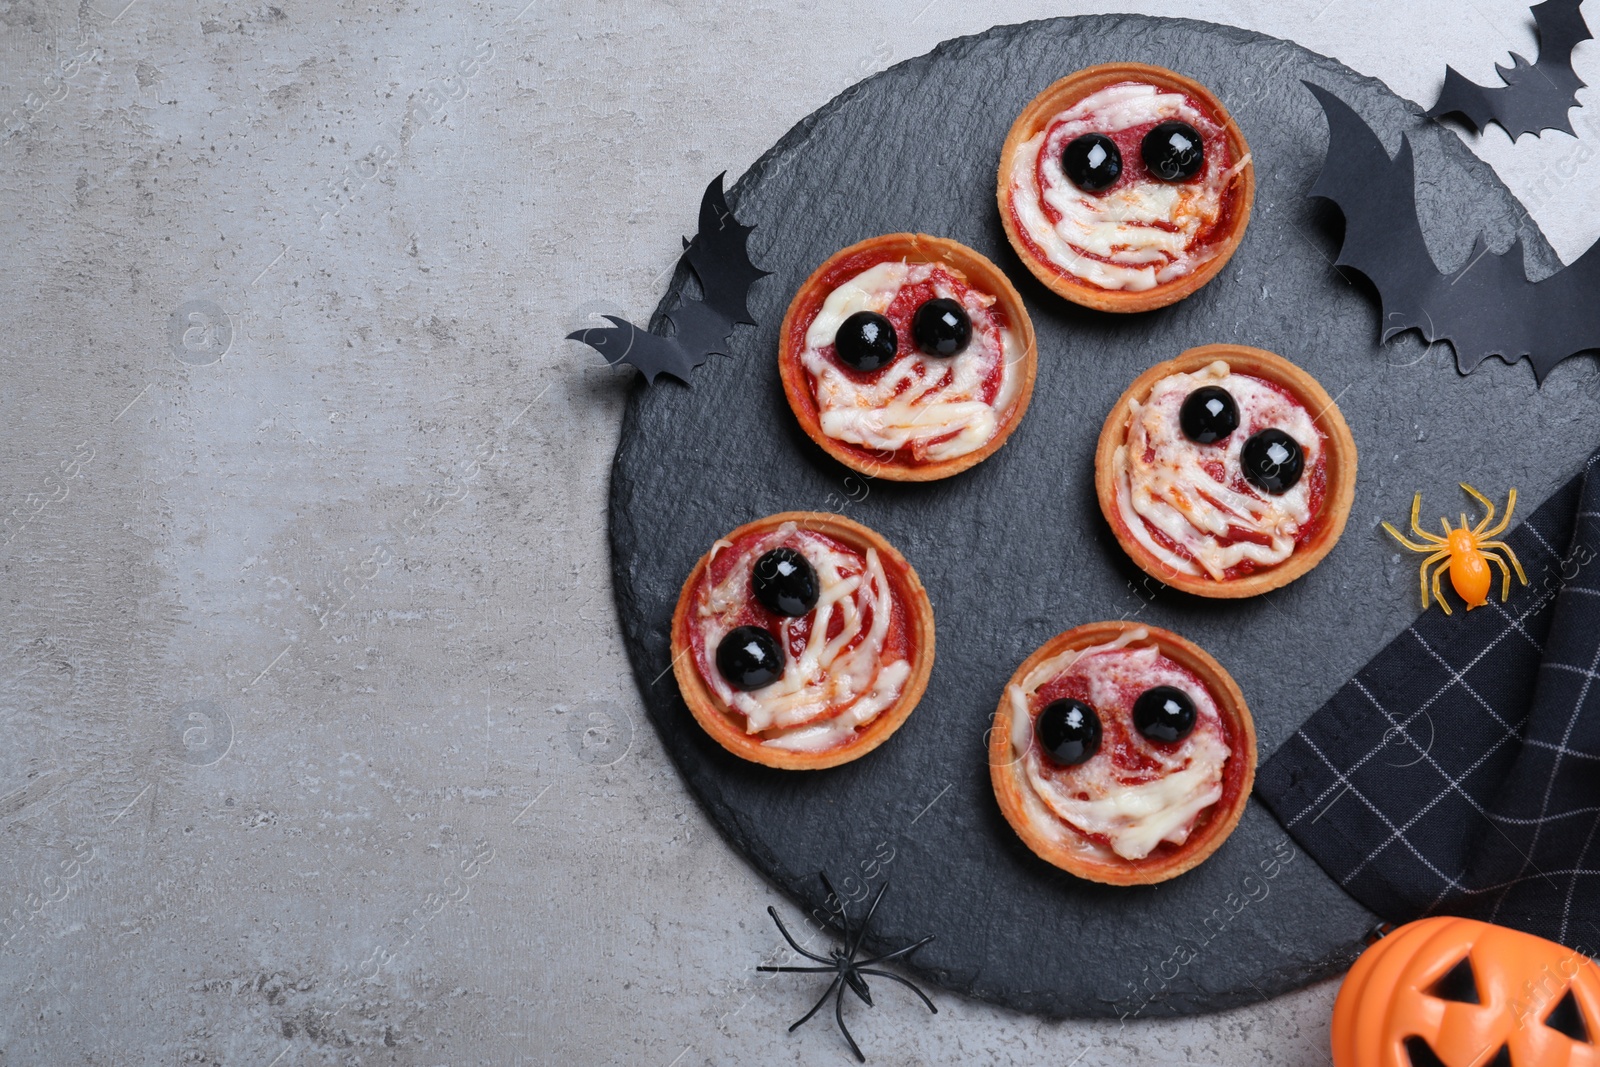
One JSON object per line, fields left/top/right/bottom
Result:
{"left": 1426, "top": 0, "right": 1591, "bottom": 139}
{"left": 1307, "top": 81, "right": 1600, "bottom": 383}
{"left": 566, "top": 173, "right": 769, "bottom": 385}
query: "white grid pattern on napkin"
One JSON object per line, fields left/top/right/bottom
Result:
{"left": 1260, "top": 459, "right": 1600, "bottom": 947}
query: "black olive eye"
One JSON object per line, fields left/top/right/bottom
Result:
{"left": 1141, "top": 120, "right": 1204, "bottom": 182}
{"left": 752, "top": 547, "right": 819, "bottom": 617}
{"left": 1179, "top": 386, "right": 1239, "bottom": 444}
{"left": 1063, "top": 132, "right": 1123, "bottom": 192}
{"left": 716, "top": 626, "right": 784, "bottom": 691}
{"left": 911, "top": 298, "right": 972, "bottom": 357}
{"left": 1132, "top": 686, "right": 1197, "bottom": 743}
{"left": 834, "top": 311, "right": 898, "bottom": 372}
{"left": 1241, "top": 428, "right": 1305, "bottom": 494}
{"left": 1035, "top": 698, "right": 1102, "bottom": 767}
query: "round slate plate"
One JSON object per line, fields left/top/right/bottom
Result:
{"left": 609, "top": 14, "right": 1599, "bottom": 1017}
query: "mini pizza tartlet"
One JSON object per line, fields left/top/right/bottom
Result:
{"left": 671, "top": 511, "right": 934, "bottom": 770}
{"left": 778, "top": 233, "right": 1037, "bottom": 481}
{"left": 997, "top": 63, "right": 1254, "bottom": 313}
{"left": 990, "top": 622, "right": 1255, "bottom": 885}
{"left": 1095, "top": 344, "right": 1357, "bottom": 598}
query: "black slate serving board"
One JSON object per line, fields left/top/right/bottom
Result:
{"left": 608, "top": 15, "right": 1600, "bottom": 1017}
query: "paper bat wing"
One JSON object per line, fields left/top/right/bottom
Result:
{"left": 1304, "top": 83, "right": 1440, "bottom": 341}
{"left": 1426, "top": 0, "right": 1590, "bottom": 138}
{"left": 565, "top": 316, "right": 699, "bottom": 385}
{"left": 1529, "top": 0, "right": 1593, "bottom": 68}
{"left": 1308, "top": 81, "right": 1600, "bottom": 382}
{"left": 682, "top": 172, "right": 770, "bottom": 326}
{"left": 1429, "top": 235, "right": 1600, "bottom": 381}
{"left": 1427, "top": 66, "right": 1502, "bottom": 135}
{"left": 665, "top": 300, "right": 736, "bottom": 363}
{"left": 566, "top": 173, "right": 767, "bottom": 387}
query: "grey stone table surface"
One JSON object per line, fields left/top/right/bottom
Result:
{"left": 4, "top": 1, "right": 1600, "bottom": 1064}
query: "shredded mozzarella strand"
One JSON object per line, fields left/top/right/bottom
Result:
{"left": 801, "top": 261, "right": 1021, "bottom": 462}
{"left": 1005, "top": 628, "right": 1230, "bottom": 861}
{"left": 1008, "top": 82, "right": 1238, "bottom": 291}
{"left": 1112, "top": 360, "right": 1323, "bottom": 580}
{"left": 696, "top": 523, "right": 908, "bottom": 748}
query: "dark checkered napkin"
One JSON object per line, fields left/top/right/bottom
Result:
{"left": 1257, "top": 452, "right": 1600, "bottom": 950}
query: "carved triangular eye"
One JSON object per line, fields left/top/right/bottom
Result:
{"left": 1483, "top": 1044, "right": 1511, "bottom": 1067}
{"left": 1546, "top": 988, "right": 1591, "bottom": 1042}
{"left": 1403, "top": 1037, "right": 1447, "bottom": 1067}
{"left": 1427, "top": 956, "right": 1481, "bottom": 1004}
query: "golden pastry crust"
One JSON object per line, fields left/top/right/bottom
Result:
{"left": 997, "top": 62, "right": 1254, "bottom": 313}
{"left": 1094, "top": 343, "right": 1358, "bottom": 598}
{"left": 989, "top": 621, "right": 1256, "bottom": 885}
{"left": 778, "top": 233, "right": 1038, "bottom": 482}
{"left": 671, "top": 511, "right": 935, "bottom": 770}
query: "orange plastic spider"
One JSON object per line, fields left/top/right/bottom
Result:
{"left": 1381, "top": 484, "right": 1528, "bottom": 615}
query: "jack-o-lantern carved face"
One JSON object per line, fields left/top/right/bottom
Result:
{"left": 1333, "top": 917, "right": 1600, "bottom": 1067}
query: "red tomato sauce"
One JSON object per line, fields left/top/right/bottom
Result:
{"left": 1010, "top": 86, "right": 1242, "bottom": 282}
{"left": 1125, "top": 373, "right": 1329, "bottom": 581}
{"left": 1026, "top": 649, "right": 1248, "bottom": 860}
{"left": 1140, "top": 465, "right": 1327, "bottom": 581}
{"left": 784, "top": 251, "right": 1011, "bottom": 470}
{"left": 686, "top": 526, "right": 915, "bottom": 731}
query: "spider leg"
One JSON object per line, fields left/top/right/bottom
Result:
{"left": 766, "top": 906, "right": 836, "bottom": 966}
{"left": 818, "top": 872, "right": 847, "bottom": 932}
{"left": 1479, "top": 488, "right": 1518, "bottom": 540}
{"left": 788, "top": 974, "right": 841, "bottom": 1033}
{"left": 758, "top": 965, "right": 838, "bottom": 973}
{"left": 835, "top": 976, "right": 865, "bottom": 1063}
{"left": 856, "top": 933, "right": 936, "bottom": 968}
{"left": 1407, "top": 493, "right": 1446, "bottom": 544}
{"left": 1479, "top": 541, "right": 1528, "bottom": 585}
{"left": 1414, "top": 549, "right": 1449, "bottom": 609}
{"left": 1484, "top": 547, "right": 1513, "bottom": 603}
{"left": 857, "top": 967, "right": 939, "bottom": 1014}
{"left": 847, "top": 882, "right": 889, "bottom": 959}
{"left": 1430, "top": 556, "right": 1454, "bottom": 616}
{"left": 843, "top": 968, "right": 873, "bottom": 1006}
{"left": 1462, "top": 483, "right": 1494, "bottom": 534}
{"left": 1382, "top": 521, "right": 1436, "bottom": 553}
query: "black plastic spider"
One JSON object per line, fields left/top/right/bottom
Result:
{"left": 758, "top": 872, "right": 936, "bottom": 1062}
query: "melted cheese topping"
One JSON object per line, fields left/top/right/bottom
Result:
{"left": 1005, "top": 628, "right": 1230, "bottom": 862}
{"left": 1008, "top": 82, "right": 1247, "bottom": 291}
{"left": 695, "top": 522, "right": 910, "bottom": 752}
{"left": 1112, "top": 360, "right": 1324, "bottom": 580}
{"left": 801, "top": 262, "right": 1023, "bottom": 463}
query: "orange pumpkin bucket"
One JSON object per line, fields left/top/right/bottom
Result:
{"left": 1332, "top": 916, "right": 1600, "bottom": 1067}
